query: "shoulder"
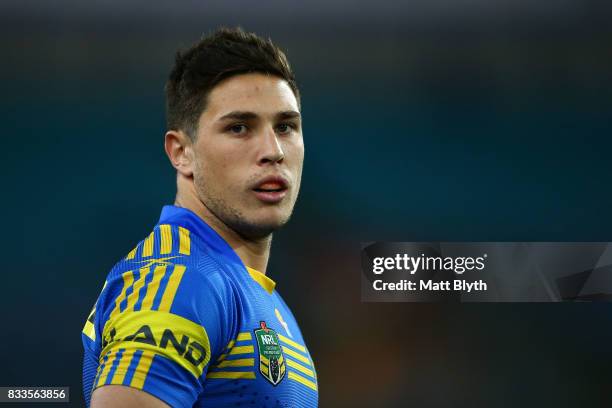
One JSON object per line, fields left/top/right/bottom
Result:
{"left": 101, "top": 222, "right": 235, "bottom": 312}
{"left": 83, "top": 218, "right": 245, "bottom": 407}
{"left": 90, "top": 223, "right": 240, "bottom": 357}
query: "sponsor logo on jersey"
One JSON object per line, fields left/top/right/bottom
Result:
{"left": 133, "top": 255, "right": 182, "bottom": 268}
{"left": 102, "top": 324, "right": 207, "bottom": 368}
{"left": 254, "top": 321, "right": 286, "bottom": 386}
{"left": 100, "top": 310, "right": 212, "bottom": 377}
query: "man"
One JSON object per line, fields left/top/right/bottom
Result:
{"left": 82, "top": 28, "right": 317, "bottom": 407}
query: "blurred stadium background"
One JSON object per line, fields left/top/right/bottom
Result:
{"left": 3, "top": 0, "right": 612, "bottom": 406}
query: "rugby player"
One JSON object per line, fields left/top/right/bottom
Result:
{"left": 82, "top": 27, "right": 317, "bottom": 407}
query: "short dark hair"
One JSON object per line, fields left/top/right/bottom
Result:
{"left": 165, "top": 27, "right": 300, "bottom": 139}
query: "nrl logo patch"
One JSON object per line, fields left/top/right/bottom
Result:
{"left": 254, "top": 321, "right": 286, "bottom": 386}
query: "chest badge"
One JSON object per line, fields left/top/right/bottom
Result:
{"left": 254, "top": 321, "right": 286, "bottom": 386}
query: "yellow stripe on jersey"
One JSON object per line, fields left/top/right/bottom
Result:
{"left": 158, "top": 265, "right": 186, "bottom": 312}
{"left": 100, "top": 310, "right": 211, "bottom": 379}
{"left": 229, "top": 345, "right": 254, "bottom": 355}
{"left": 130, "top": 350, "right": 155, "bottom": 389}
{"left": 237, "top": 332, "right": 252, "bottom": 341}
{"left": 217, "top": 343, "right": 233, "bottom": 363}
{"left": 286, "top": 358, "right": 315, "bottom": 378}
{"left": 142, "top": 231, "right": 155, "bottom": 258}
{"left": 93, "top": 356, "right": 104, "bottom": 387}
{"left": 109, "top": 271, "right": 135, "bottom": 321}
{"left": 96, "top": 349, "right": 119, "bottom": 387}
{"left": 278, "top": 334, "right": 307, "bottom": 353}
{"left": 113, "top": 351, "right": 150, "bottom": 390}
{"left": 108, "top": 349, "right": 135, "bottom": 385}
{"left": 140, "top": 265, "right": 168, "bottom": 310}
{"left": 82, "top": 281, "right": 108, "bottom": 342}
{"left": 83, "top": 321, "right": 95, "bottom": 341}
{"left": 216, "top": 332, "right": 251, "bottom": 363}
{"left": 282, "top": 347, "right": 311, "bottom": 366}
{"left": 206, "top": 371, "right": 256, "bottom": 380}
{"left": 83, "top": 308, "right": 96, "bottom": 341}
{"left": 245, "top": 266, "right": 276, "bottom": 294}
{"left": 125, "top": 243, "right": 139, "bottom": 260}
{"left": 217, "top": 358, "right": 254, "bottom": 368}
{"left": 124, "top": 267, "right": 150, "bottom": 312}
{"left": 93, "top": 363, "right": 103, "bottom": 388}
{"left": 288, "top": 371, "right": 317, "bottom": 391}
{"left": 178, "top": 227, "right": 190, "bottom": 255}
{"left": 159, "top": 224, "right": 172, "bottom": 254}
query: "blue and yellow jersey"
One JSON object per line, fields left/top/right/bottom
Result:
{"left": 82, "top": 205, "right": 318, "bottom": 407}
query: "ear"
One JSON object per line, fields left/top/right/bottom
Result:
{"left": 164, "top": 130, "right": 194, "bottom": 177}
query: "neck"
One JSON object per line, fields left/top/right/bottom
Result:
{"left": 174, "top": 182, "right": 272, "bottom": 274}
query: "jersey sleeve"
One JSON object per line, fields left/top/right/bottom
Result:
{"left": 88, "top": 262, "right": 234, "bottom": 408}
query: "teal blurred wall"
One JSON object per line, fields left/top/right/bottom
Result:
{"left": 3, "top": 1, "right": 612, "bottom": 406}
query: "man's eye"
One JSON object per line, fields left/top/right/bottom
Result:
{"left": 276, "top": 123, "right": 294, "bottom": 134}
{"left": 229, "top": 124, "right": 247, "bottom": 134}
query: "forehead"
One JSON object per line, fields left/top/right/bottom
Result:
{"left": 203, "top": 73, "right": 299, "bottom": 121}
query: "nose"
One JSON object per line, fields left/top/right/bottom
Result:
{"left": 258, "top": 126, "right": 284, "bottom": 165}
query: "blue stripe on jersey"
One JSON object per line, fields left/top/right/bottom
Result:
{"left": 151, "top": 265, "right": 173, "bottom": 311}
{"left": 134, "top": 268, "right": 155, "bottom": 311}
{"left": 105, "top": 348, "right": 125, "bottom": 385}
{"left": 94, "top": 351, "right": 110, "bottom": 388}
{"left": 122, "top": 350, "right": 144, "bottom": 386}
{"left": 170, "top": 225, "right": 179, "bottom": 254}
{"left": 133, "top": 240, "right": 143, "bottom": 260}
{"left": 119, "top": 269, "right": 140, "bottom": 313}
{"left": 153, "top": 226, "right": 161, "bottom": 255}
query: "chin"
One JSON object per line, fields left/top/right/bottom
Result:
{"left": 233, "top": 222, "right": 280, "bottom": 240}
{"left": 253, "top": 216, "right": 288, "bottom": 233}
{"left": 234, "top": 213, "right": 291, "bottom": 240}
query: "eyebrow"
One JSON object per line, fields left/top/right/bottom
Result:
{"left": 276, "top": 111, "right": 301, "bottom": 120}
{"left": 217, "top": 110, "right": 301, "bottom": 122}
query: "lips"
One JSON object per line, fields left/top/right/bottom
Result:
{"left": 252, "top": 176, "right": 289, "bottom": 203}
{"left": 253, "top": 176, "right": 288, "bottom": 192}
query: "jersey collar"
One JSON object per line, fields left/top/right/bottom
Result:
{"left": 158, "top": 204, "right": 242, "bottom": 264}
{"left": 246, "top": 266, "right": 276, "bottom": 295}
{"left": 158, "top": 205, "right": 277, "bottom": 294}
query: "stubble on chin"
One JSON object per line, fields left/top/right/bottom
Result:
{"left": 194, "top": 177, "right": 289, "bottom": 240}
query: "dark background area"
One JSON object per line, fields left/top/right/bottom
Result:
{"left": 3, "top": 0, "right": 612, "bottom": 406}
